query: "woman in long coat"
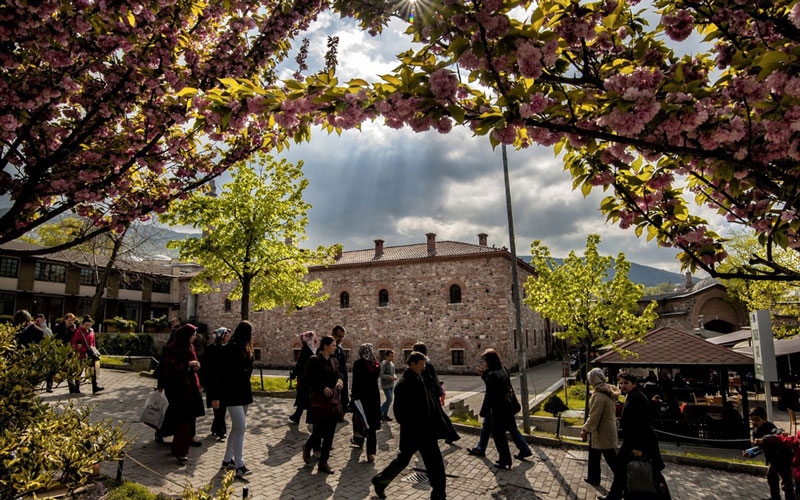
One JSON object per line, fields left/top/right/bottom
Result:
{"left": 163, "top": 324, "right": 205, "bottom": 464}
{"left": 289, "top": 331, "right": 317, "bottom": 424}
{"left": 350, "top": 343, "right": 382, "bottom": 462}
{"left": 478, "top": 348, "right": 518, "bottom": 470}
{"left": 303, "top": 335, "right": 343, "bottom": 474}
{"left": 601, "top": 371, "right": 670, "bottom": 500}
{"left": 202, "top": 327, "right": 230, "bottom": 440}
{"left": 581, "top": 367, "right": 619, "bottom": 486}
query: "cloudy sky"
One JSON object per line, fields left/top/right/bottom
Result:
{"left": 235, "top": 8, "right": 724, "bottom": 277}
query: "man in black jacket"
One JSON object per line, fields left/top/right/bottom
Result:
{"left": 413, "top": 342, "right": 459, "bottom": 444}
{"left": 372, "top": 352, "right": 446, "bottom": 500}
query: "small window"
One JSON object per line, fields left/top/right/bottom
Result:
{"left": 34, "top": 262, "right": 66, "bottom": 282}
{"left": 449, "top": 284, "right": 462, "bottom": 304}
{"left": 293, "top": 348, "right": 301, "bottom": 362}
{"left": 378, "top": 289, "right": 389, "bottom": 307}
{"left": 340, "top": 291, "right": 349, "bottom": 309}
{"left": 0, "top": 292, "right": 15, "bottom": 315}
{"left": 402, "top": 349, "right": 413, "bottom": 363}
{"left": 152, "top": 276, "right": 171, "bottom": 293}
{"left": 118, "top": 273, "right": 143, "bottom": 290}
{"left": 253, "top": 348, "right": 262, "bottom": 362}
{"left": 224, "top": 298, "right": 232, "bottom": 312}
{"left": 451, "top": 349, "right": 465, "bottom": 366}
{"left": 0, "top": 257, "right": 19, "bottom": 278}
{"left": 79, "top": 268, "right": 98, "bottom": 286}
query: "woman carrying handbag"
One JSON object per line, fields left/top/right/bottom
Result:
{"left": 69, "top": 315, "right": 104, "bottom": 394}
{"left": 302, "top": 335, "right": 344, "bottom": 474}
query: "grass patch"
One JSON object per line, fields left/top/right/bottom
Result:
{"left": 250, "top": 375, "right": 292, "bottom": 392}
{"left": 679, "top": 451, "right": 754, "bottom": 465}
{"left": 105, "top": 480, "right": 163, "bottom": 500}
{"left": 99, "top": 356, "right": 127, "bottom": 366}
{"left": 450, "top": 414, "right": 481, "bottom": 427}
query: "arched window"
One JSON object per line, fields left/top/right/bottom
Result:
{"left": 449, "top": 284, "right": 462, "bottom": 304}
{"left": 378, "top": 289, "right": 389, "bottom": 307}
{"left": 340, "top": 291, "right": 350, "bottom": 309}
{"left": 224, "top": 298, "right": 232, "bottom": 312}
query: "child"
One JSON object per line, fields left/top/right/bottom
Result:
{"left": 744, "top": 406, "right": 797, "bottom": 500}
{"left": 439, "top": 380, "right": 446, "bottom": 406}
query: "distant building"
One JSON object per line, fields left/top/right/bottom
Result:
{"left": 0, "top": 241, "right": 181, "bottom": 327}
{"left": 190, "top": 233, "right": 553, "bottom": 374}
{"left": 639, "top": 273, "right": 748, "bottom": 336}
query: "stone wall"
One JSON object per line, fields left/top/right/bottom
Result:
{"left": 192, "top": 254, "right": 550, "bottom": 374}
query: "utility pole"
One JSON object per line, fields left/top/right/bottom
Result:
{"left": 501, "top": 144, "right": 531, "bottom": 433}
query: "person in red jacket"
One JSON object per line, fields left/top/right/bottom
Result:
{"left": 69, "top": 315, "right": 104, "bottom": 394}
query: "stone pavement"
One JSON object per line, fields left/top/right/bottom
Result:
{"left": 42, "top": 368, "right": 769, "bottom": 500}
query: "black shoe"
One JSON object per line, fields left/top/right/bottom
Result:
{"left": 493, "top": 461, "right": 511, "bottom": 470}
{"left": 317, "top": 463, "right": 334, "bottom": 474}
{"left": 584, "top": 478, "right": 600, "bottom": 486}
{"left": 221, "top": 460, "right": 236, "bottom": 470}
{"left": 289, "top": 415, "right": 300, "bottom": 425}
{"left": 175, "top": 456, "right": 188, "bottom": 465}
{"left": 466, "top": 447, "right": 485, "bottom": 457}
{"left": 371, "top": 476, "right": 386, "bottom": 499}
{"left": 514, "top": 449, "right": 533, "bottom": 460}
{"left": 92, "top": 386, "right": 104, "bottom": 394}
{"left": 217, "top": 434, "right": 226, "bottom": 441}
{"left": 155, "top": 434, "right": 165, "bottom": 444}
{"left": 235, "top": 465, "right": 252, "bottom": 477}
{"left": 381, "top": 415, "right": 393, "bottom": 421}
{"left": 302, "top": 447, "right": 313, "bottom": 464}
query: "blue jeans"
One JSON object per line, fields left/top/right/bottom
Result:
{"left": 380, "top": 387, "right": 394, "bottom": 417}
{"left": 224, "top": 405, "right": 248, "bottom": 467}
{"left": 475, "top": 417, "right": 531, "bottom": 454}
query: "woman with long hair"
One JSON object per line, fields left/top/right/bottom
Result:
{"left": 163, "top": 323, "right": 205, "bottom": 464}
{"left": 478, "top": 348, "right": 518, "bottom": 470}
{"left": 213, "top": 321, "right": 254, "bottom": 477}
{"left": 202, "top": 327, "right": 231, "bottom": 440}
{"left": 350, "top": 343, "right": 382, "bottom": 463}
{"left": 303, "top": 335, "right": 344, "bottom": 474}
{"left": 289, "top": 330, "right": 317, "bottom": 425}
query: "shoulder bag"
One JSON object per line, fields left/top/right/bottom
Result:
{"left": 79, "top": 329, "right": 102, "bottom": 362}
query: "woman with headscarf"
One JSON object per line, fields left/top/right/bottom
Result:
{"left": 478, "top": 348, "right": 518, "bottom": 470}
{"left": 581, "top": 367, "right": 619, "bottom": 486}
{"left": 202, "top": 327, "right": 231, "bottom": 440}
{"left": 350, "top": 343, "right": 382, "bottom": 463}
{"left": 302, "top": 335, "right": 343, "bottom": 474}
{"left": 213, "top": 321, "right": 254, "bottom": 477}
{"left": 289, "top": 330, "right": 317, "bottom": 425}
{"left": 600, "top": 371, "right": 670, "bottom": 500}
{"left": 162, "top": 323, "right": 205, "bottom": 464}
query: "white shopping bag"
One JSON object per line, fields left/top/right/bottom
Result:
{"left": 140, "top": 390, "right": 168, "bottom": 431}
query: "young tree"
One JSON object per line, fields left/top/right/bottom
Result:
{"left": 718, "top": 230, "right": 800, "bottom": 338}
{"left": 161, "top": 155, "right": 339, "bottom": 320}
{"left": 523, "top": 234, "right": 657, "bottom": 359}
{"left": 206, "top": 0, "right": 800, "bottom": 281}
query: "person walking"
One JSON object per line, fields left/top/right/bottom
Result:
{"left": 372, "top": 351, "right": 447, "bottom": 499}
{"left": 580, "top": 367, "right": 619, "bottom": 486}
{"left": 413, "top": 342, "right": 459, "bottom": 444}
{"left": 351, "top": 343, "right": 382, "bottom": 463}
{"left": 69, "top": 315, "right": 104, "bottom": 394}
{"left": 379, "top": 349, "right": 397, "bottom": 421}
{"left": 331, "top": 325, "right": 350, "bottom": 414}
{"left": 466, "top": 352, "right": 532, "bottom": 461}
{"left": 162, "top": 323, "right": 205, "bottom": 464}
{"left": 213, "top": 321, "right": 254, "bottom": 477}
{"left": 289, "top": 330, "right": 317, "bottom": 425}
{"left": 744, "top": 406, "right": 797, "bottom": 500}
{"left": 303, "top": 335, "right": 344, "bottom": 474}
{"left": 600, "top": 371, "right": 670, "bottom": 500}
{"left": 474, "top": 348, "right": 521, "bottom": 470}
{"left": 202, "top": 327, "right": 230, "bottom": 440}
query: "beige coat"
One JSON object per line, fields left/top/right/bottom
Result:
{"left": 581, "top": 382, "right": 619, "bottom": 450}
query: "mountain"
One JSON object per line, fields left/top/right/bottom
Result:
{"left": 519, "top": 256, "right": 693, "bottom": 288}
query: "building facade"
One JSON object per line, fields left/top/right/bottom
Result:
{"left": 0, "top": 241, "right": 181, "bottom": 328}
{"left": 190, "top": 233, "right": 553, "bottom": 374}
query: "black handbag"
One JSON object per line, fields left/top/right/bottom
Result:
{"left": 79, "top": 330, "right": 101, "bottom": 362}
{"left": 309, "top": 389, "right": 343, "bottom": 421}
{"left": 626, "top": 456, "right": 658, "bottom": 495}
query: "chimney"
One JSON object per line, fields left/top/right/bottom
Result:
{"left": 478, "top": 233, "right": 488, "bottom": 246}
{"left": 374, "top": 239, "right": 384, "bottom": 258}
{"left": 426, "top": 233, "right": 436, "bottom": 255}
{"left": 335, "top": 245, "right": 342, "bottom": 260}
{"left": 684, "top": 271, "right": 692, "bottom": 289}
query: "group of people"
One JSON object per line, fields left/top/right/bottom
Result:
{"left": 14, "top": 309, "right": 104, "bottom": 394}
{"left": 153, "top": 318, "right": 255, "bottom": 476}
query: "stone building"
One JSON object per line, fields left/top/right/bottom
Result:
{"left": 640, "top": 274, "right": 748, "bottom": 337}
{"left": 189, "top": 233, "right": 552, "bottom": 374}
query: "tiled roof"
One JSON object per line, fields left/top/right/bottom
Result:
{"left": 593, "top": 326, "right": 753, "bottom": 367}
{"left": 323, "top": 241, "right": 510, "bottom": 267}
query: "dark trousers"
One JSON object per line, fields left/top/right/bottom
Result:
{"left": 306, "top": 421, "right": 337, "bottom": 465}
{"left": 211, "top": 405, "right": 227, "bottom": 437}
{"left": 587, "top": 447, "right": 617, "bottom": 484}
{"left": 489, "top": 414, "right": 512, "bottom": 466}
{"left": 172, "top": 419, "right": 194, "bottom": 458}
{"left": 768, "top": 461, "right": 797, "bottom": 500}
{"left": 373, "top": 433, "right": 446, "bottom": 500}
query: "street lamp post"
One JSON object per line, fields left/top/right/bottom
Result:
{"left": 501, "top": 144, "right": 531, "bottom": 433}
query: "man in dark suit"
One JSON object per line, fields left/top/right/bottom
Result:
{"left": 372, "top": 352, "right": 447, "bottom": 500}
{"left": 413, "top": 342, "right": 460, "bottom": 444}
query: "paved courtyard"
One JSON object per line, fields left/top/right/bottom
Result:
{"left": 46, "top": 369, "right": 767, "bottom": 499}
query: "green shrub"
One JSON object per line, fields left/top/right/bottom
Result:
{"left": 0, "top": 314, "right": 13, "bottom": 324}
{"left": 0, "top": 325, "right": 127, "bottom": 498}
{"left": 543, "top": 394, "right": 569, "bottom": 416}
{"left": 106, "top": 481, "right": 160, "bottom": 500}
{"left": 143, "top": 315, "right": 169, "bottom": 329}
{"left": 102, "top": 316, "right": 137, "bottom": 331}
{"left": 568, "top": 382, "right": 587, "bottom": 400}
{"left": 97, "top": 333, "right": 159, "bottom": 358}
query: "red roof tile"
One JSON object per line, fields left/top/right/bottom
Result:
{"left": 593, "top": 326, "right": 753, "bottom": 367}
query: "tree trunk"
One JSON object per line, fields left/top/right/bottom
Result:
{"left": 240, "top": 274, "right": 251, "bottom": 321}
{"left": 89, "top": 227, "right": 128, "bottom": 321}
